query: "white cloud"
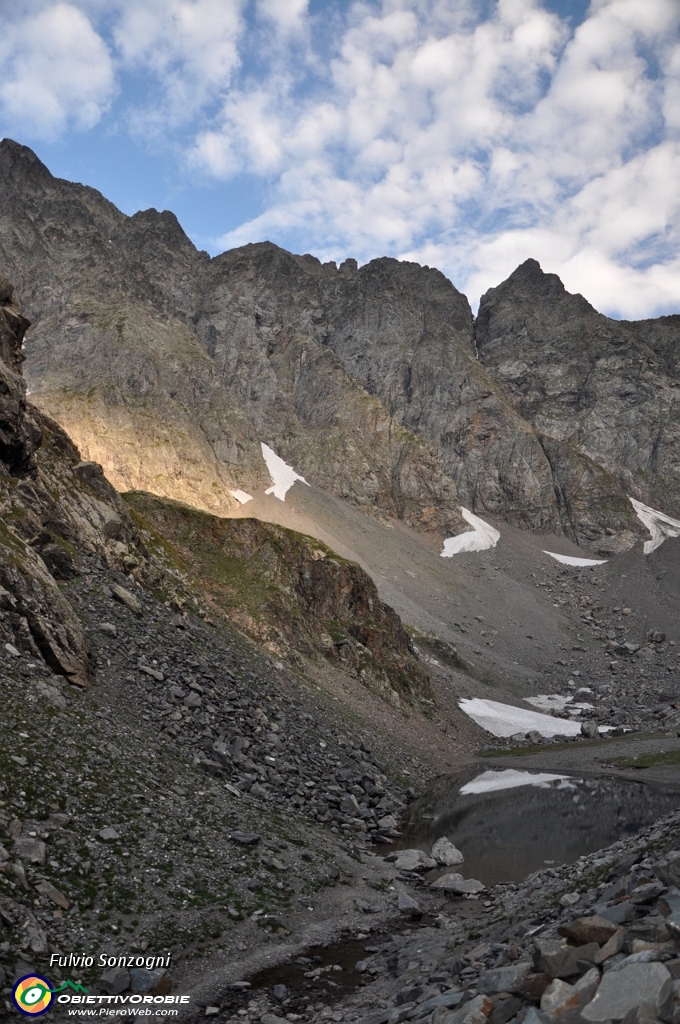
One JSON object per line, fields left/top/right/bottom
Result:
{"left": 0, "top": 3, "right": 114, "bottom": 139}
{"left": 111, "top": 0, "right": 244, "bottom": 129}
{"left": 202, "top": 0, "right": 680, "bottom": 317}
{"left": 2, "top": 0, "right": 680, "bottom": 318}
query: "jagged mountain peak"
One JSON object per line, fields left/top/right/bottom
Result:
{"left": 0, "top": 141, "right": 677, "bottom": 549}
{"left": 477, "top": 256, "right": 597, "bottom": 320}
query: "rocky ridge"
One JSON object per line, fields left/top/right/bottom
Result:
{"left": 2, "top": 139, "right": 677, "bottom": 553}
{"left": 124, "top": 491, "right": 433, "bottom": 710}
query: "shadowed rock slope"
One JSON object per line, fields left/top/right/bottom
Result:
{"left": 2, "top": 139, "right": 676, "bottom": 554}
{"left": 124, "top": 490, "right": 433, "bottom": 710}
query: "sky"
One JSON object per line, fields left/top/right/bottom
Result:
{"left": 1, "top": 0, "right": 679, "bottom": 318}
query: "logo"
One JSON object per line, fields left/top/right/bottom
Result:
{"left": 12, "top": 975, "right": 53, "bottom": 1016}
{"left": 12, "top": 976, "right": 89, "bottom": 1015}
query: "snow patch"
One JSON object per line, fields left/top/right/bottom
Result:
{"left": 460, "top": 769, "right": 575, "bottom": 795}
{"left": 441, "top": 508, "right": 500, "bottom": 556}
{"left": 230, "top": 489, "right": 253, "bottom": 505}
{"left": 261, "top": 443, "right": 309, "bottom": 502}
{"left": 544, "top": 551, "right": 608, "bottom": 566}
{"left": 459, "top": 697, "right": 583, "bottom": 738}
{"left": 629, "top": 497, "right": 680, "bottom": 554}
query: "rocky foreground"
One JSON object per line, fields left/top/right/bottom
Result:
{"left": 220, "top": 808, "right": 680, "bottom": 1024}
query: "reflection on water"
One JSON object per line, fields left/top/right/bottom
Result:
{"left": 398, "top": 767, "right": 680, "bottom": 885}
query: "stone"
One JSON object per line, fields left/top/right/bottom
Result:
{"left": 415, "top": 989, "right": 465, "bottom": 1017}
{"left": 21, "top": 911, "right": 49, "bottom": 954}
{"left": 477, "top": 963, "right": 533, "bottom": 995}
{"left": 140, "top": 663, "right": 164, "bottom": 681}
{"left": 581, "top": 962, "right": 674, "bottom": 1023}
{"left": 100, "top": 968, "right": 130, "bottom": 995}
{"left": 432, "top": 873, "right": 465, "bottom": 890}
{"left": 378, "top": 814, "right": 399, "bottom": 831}
{"left": 128, "top": 968, "right": 168, "bottom": 993}
{"left": 540, "top": 968, "right": 600, "bottom": 1023}
{"left": 656, "top": 853, "right": 680, "bottom": 890}
{"left": 541, "top": 943, "right": 600, "bottom": 979}
{"left": 522, "top": 974, "right": 553, "bottom": 1002}
{"left": 599, "top": 903, "right": 638, "bottom": 926}
{"left": 110, "top": 583, "right": 143, "bottom": 614}
{"left": 595, "top": 929, "right": 625, "bottom": 964}
{"left": 34, "top": 880, "right": 69, "bottom": 909}
{"left": 14, "top": 838, "right": 46, "bottom": 865}
{"left": 341, "top": 794, "right": 361, "bottom": 815}
{"left": 625, "top": 918, "right": 672, "bottom": 947}
{"left": 432, "top": 837, "right": 465, "bottom": 866}
{"left": 559, "top": 916, "right": 619, "bottom": 945}
{"left": 523, "top": 1010, "right": 549, "bottom": 1024}
{"left": 560, "top": 893, "right": 581, "bottom": 908}
{"left": 581, "top": 721, "right": 599, "bottom": 739}
{"left": 98, "top": 827, "right": 121, "bottom": 842}
{"left": 99, "top": 622, "right": 117, "bottom": 637}
{"left": 272, "top": 984, "right": 287, "bottom": 1001}
{"left": 229, "top": 830, "right": 260, "bottom": 845}
{"left": 205, "top": 1009, "right": 220, "bottom": 1017}
{"left": 397, "top": 891, "right": 423, "bottom": 917}
{"left": 442, "top": 877, "right": 485, "bottom": 895}
{"left": 443, "top": 993, "right": 495, "bottom": 1024}
{"left": 394, "top": 849, "right": 437, "bottom": 872}
{"left": 631, "top": 883, "right": 667, "bottom": 905}
{"left": 488, "top": 994, "right": 523, "bottom": 1024}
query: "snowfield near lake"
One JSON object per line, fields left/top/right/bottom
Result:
{"left": 460, "top": 769, "right": 575, "bottom": 795}
{"left": 459, "top": 697, "right": 584, "bottom": 738}
{"left": 544, "top": 551, "right": 608, "bottom": 566}
{"left": 230, "top": 489, "right": 253, "bottom": 505}
{"left": 629, "top": 498, "right": 680, "bottom": 554}
{"left": 441, "top": 508, "right": 500, "bottom": 556}
{"left": 261, "top": 443, "right": 309, "bottom": 501}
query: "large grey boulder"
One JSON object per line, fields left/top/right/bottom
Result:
{"left": 581, "top": 962, "right": 674, "bottom": 1023}
{"left": 394, "top": 849, "right": 437, "bottom": 872}
{"left": 540, "top": 968, "right": 600, "bottom": 1024}
{"left": 432, "top": 837, "right": 464, "bottom": 866}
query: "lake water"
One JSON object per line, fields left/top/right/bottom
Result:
{"left": 396, "top": 766, "right": 680, "bottom": 885}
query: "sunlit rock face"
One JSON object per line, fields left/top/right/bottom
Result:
{"left": 2, "top": 140, "right": 678, "bottom": 553}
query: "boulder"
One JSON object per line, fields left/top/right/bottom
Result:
{"left": 394, "top": 849, "right": 437, "bottom": 872}
{"left": 581, "top": 962, "right": 674, "bottom": 1023}
{"left": 559, "top": 916, "right": 619, "bottom": 946}
{"left": 477, "top": 963, "right": 532, "bottom": 995}
{"left": 432, "top": 837, "right": 465, "bottom": 866}
{"left": 540, "top": 968, "right": 600, "bottom": 1024}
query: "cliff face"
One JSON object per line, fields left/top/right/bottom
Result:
{"left": 0, "top": 267, "right": 434, "bottom": 706}
{"left": 476, "top": 259, "right": 680, "bottom": 524}
{"left": 1, "top": 139, "right": 677, "bottom": 553}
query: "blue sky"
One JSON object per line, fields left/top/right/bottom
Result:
{"left": 1, "top": 0, "right": 680, "bottom": 317}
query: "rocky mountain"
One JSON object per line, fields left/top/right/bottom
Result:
{"left": 0, "top": 271, "right": 449, "bottom": 1013}
{"left": 3, "top": 139, "right": 678, "bottom": 555}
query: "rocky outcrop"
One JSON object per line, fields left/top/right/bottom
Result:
{"left": 0, "top": 140, "right": 676, "bottom": 553}
{"left": 476, "top": 259, "right": 678, "bottom": 522}
{"left": 124, "top": 491, "right": 432, "bottom": 709}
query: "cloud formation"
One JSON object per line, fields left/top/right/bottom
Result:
{"left": 1, "top": 0, "right": 680, "bottom": 317}
{"left": 0, "top": 3, "right": 115, "bottom": 138}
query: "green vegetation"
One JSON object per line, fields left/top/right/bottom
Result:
{"left": 608, "top": 748, "right": 680, "bottom": 769}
